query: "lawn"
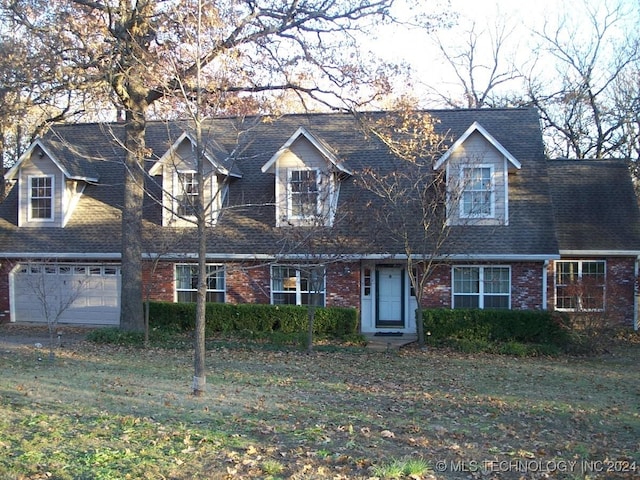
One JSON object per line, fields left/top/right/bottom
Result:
{"left": 0, "top": 332, "right": 638, "bottom": 479}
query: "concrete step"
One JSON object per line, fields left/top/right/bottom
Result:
{"left": 364, "top": 334, "right": 417, "bottom": 351}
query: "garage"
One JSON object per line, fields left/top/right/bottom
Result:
{"left": 10, "top": 263, "right": 121, "bottom": 325}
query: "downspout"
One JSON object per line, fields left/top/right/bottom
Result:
{"left": 634, "top": 256, "right": 639, "bottom": 331}
{"left": 542, "top": 260, "right": 549, "bottom": 310}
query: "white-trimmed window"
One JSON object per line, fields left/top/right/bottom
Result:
{"left": 555, "top": 260, "right": 605, "bottom": 311}
{"left": 176, "top": 171, "right": 198, "bottom": 217}
{"left": 453, "top": 266, "right": 510, "bottom": 309}
{"left": 288, "top": 169, "right": 319, "bottom": 219}
{"left": 29, "top": 175, "right": 54, "bottom": 220}
{"left": 175, "top": 264, "right": 225, "bottom": 303}
{"left": 461, "top": 166, "right": 494, "bottom": 218}
{"left": 271, "top": 265, "right": 325, "bottom": 306}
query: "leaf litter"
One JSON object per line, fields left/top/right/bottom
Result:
{"left": 0, "top": 334, "right": 638, "bottom": 479}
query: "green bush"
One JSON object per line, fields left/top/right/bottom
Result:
{"left": 423, "top": 309, "right": 572, "bottom": 354}
{"left": 147, "top": 301, "right": 358, "bottom": 338}
{"left": 87, "top": 327, "right": 144, "bottom": 345}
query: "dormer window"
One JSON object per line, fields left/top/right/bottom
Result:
{"left": 149, "top": 131, "right": 240, "bottom": 227}
{"left": 461, "top": 166, "right": 494, "bottom": 218}
{"left": 176, "top": 171, "right": 199, "bottom": 217}
{"left": 29, "top": 175, "right": 54, "bottom": 221}
{"left": 289, "top": 169, "right": 319, "bottom": 219}
{"left": 435, "top": 122, "right": 520, "bottom": 227}
{"left": 261, "top": 127, "right": 352, "bottom": 228}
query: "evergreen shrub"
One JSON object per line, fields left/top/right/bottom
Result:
{"left": 422, "top": 308, "right": 572, "bottom": 353}
{"left": 148, "top": 301, "right": 358, "bottom": 338}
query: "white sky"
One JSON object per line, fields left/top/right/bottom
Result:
{"left": 369, "top": 0, "right": 639, "bottom": 106}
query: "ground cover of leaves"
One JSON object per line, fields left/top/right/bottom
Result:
{"left": 0, "top": 332, "right": 638, "bottom": 479}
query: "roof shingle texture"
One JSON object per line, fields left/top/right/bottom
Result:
{"left": 0, "top": 108, "right": 634, "bottom": 259}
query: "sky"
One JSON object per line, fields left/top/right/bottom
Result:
{"left": 370, "top": 0, "right": 639, "bottom": 107}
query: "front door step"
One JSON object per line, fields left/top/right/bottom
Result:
{"left": 364, "top": 334, "right": 417, "bottom": 351}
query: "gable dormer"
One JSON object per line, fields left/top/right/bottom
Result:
{"left": 5, "top": 138, "right": 99, "bottom": 228}
{"left": 434, "top": 121, "right": 521, "bottom": 226}
{"left": 149, "top": 131, "right": 241, "bottom": 227}
{"left": 261, "top": 127, "right": 351, "bottom": 227}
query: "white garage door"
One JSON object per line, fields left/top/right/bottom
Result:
{"left": 11, "top": 263, "right": 121, "bottom": 325}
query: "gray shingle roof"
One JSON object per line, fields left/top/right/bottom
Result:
{"left": 548, "top": 159, "right": 640, "bottom": 252}
{"left": 0, "top": 108, "right": 634, "bottom": 260}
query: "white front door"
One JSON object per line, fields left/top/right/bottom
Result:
{"left": 376, "top": 267, "right": 404, "bottom": 327}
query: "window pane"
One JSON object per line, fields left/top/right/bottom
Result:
{"left": 176, "top": 264, "right": 224, "bottom": 303}
{"left": 273, "top": 292, "right": 297, "bottom": 305}
{"left": 461, "top": 167, "right": 492, "bottom": 217}
{"left": 483, "top": 296, "right": 509, "bottom": 309}
{"left": 556, "top": 261, "right": 578, "bottom": 285}
{"left": 177, "top": 291, "right": 197, "bottom": 303}
{"left": 205, "top": 291, "right": 225, "bottom": 303}
{"left": 484, "top": 267, "right": 510, "bottom": 294}
{"left": 290, "top": 170, "right": 318, "bottom": 217}
{"left": 30, "top": 177, "right": 53, "bottom": 219}
{"left": 301, "top": 293, "right": 325, "bottom": 306}
{"left": 271, "top": 265, "right": 325, "bottom": 306}
{"left": 454, "top": 295, "right": 479, "bottom": 309}
{"left": 177, "top": 172, "right": 198, "bottom": 216}
{"left": 206, "top": 265, "right": 225, "bottom": 291}
{"left": 363, "top": 268, "right": 371, "bottom": 296}
{"left": 453, "top": 267, "right": 479, "bottom": 294}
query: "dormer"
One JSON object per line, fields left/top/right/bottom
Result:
{"left": 434, "top": 121, "right": 521, "bottom": 226}
{"left": 261, "top": 127, "right": 351, "bottom": 227}
{"left": 149, "top": 131, "right": 241, "bottom": 227}
{"left": 5, "top": 138, "right": 99, "bottom": 228}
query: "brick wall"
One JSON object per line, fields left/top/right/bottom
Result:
{"left": 422, "top": 264, "right": 452, "bottom": 308}
{"left": 141, "top": 260, "right": 363, "bottom": 308}
{"left": 511, "top": 262, "right": 544, "bottom": 309}
{"left": 326, "top": 262, "right": 361, "bottom": 308}
{"left": 226, "top": 263, "right": 271, "bottom": 304}
{"left": 142, "top": 261, "right": 174, "bottom": 302}
{"left": 420, "top": 262, "right": 546, "bottom": 310}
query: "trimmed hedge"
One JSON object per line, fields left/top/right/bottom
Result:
{"left": 148, "top": 301, "right": 358, "bottom": 337}
{"left": 422, "top": 309, "right": 572, "bottom": 347}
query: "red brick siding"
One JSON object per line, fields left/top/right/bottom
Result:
{"left": 419, "top": 262, "right": 546, "bottom": 310}
{"left": 226, "top": 263, "right": 271, "bottom": 304}
{"left": 142, "top": 261, "right": 174, "bottom": 302}
{"left": 511, "top": 262, "right": 544, "bottom": 310}
{"left": 326, "top": 262, "right": 361, "bottom": 308}
{"left": 421, "top": 264, "right": 452, "bottom": 308}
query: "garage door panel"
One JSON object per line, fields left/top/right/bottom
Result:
{"left": 11, "top": 264, "right": 121, "bottom": 326}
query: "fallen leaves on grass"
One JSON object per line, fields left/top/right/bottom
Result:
{"left": 0, "top": 339, "right": 638, "bottom": 479}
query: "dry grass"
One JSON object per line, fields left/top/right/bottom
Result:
{"left": 0, "top": 327, "right": 639, "bottom": 479}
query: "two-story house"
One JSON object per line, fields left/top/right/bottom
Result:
{"left": 0, "top": 108, "right": 638, "bottom": 331}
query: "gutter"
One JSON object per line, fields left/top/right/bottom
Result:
{"left": 560, "top": 250, "right": 640, "bottom": 257}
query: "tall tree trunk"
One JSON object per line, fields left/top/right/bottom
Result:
{"left": 119, "top": 106, "right": 146, "bottom": 331}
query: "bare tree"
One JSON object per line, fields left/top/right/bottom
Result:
{"left": 17, "top": 261, "right": 91, "bottom": 362}
{"left": 3, "top": 0, "right": 399, "bottom": 334}
{"left": 525, "top": 0, "right": 640, "bottom": 159}
{"left": 426, "top": 17, "right": 523, "bottom": 108}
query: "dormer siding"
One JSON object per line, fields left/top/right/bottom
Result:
{"left": 446, "top": 132, "right": 510, "bottom": 226}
